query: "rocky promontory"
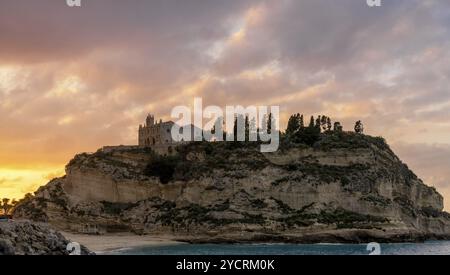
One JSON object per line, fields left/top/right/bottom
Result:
{"left": 13, "top": 131, "right": 450, "bottom": 243}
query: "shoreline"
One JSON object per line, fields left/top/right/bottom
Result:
{"left": 61, "top": 229, "right": 450, "bottom": 254}
{"left": 60, "top": 231, "right": 450, "bottom": 256}
{"left": 61, "top": 232, "right": 183, "bottom": 254}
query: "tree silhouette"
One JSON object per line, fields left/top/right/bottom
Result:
{"left": 245, "top": 115, "right": 250, "bottom": 141}
{"left": 309, "top": 116, "right": 315, "bottom": 128}
{"left": 315, "top": 115, "right": 322, "bottom": 131}
{"left": 267, "top": 113, "right": 273, "bottom": 135}
{"left": 326, "top": 117, "right": 332, "bottom": 132}
{"left": 233, "top": 114, "right": 246, "bottom": 141}
{"left": 259, "top": 114, "right": 268, "bottom": 142}
{"left": 320, "top": 115, "right": 329, "bottom": 132}
{"left": 334, "top": 122, "right": 343, "bottom": 132}
{"left": 270, "top": 113, "right": 277, "bottom": 136}
{"left": 1, "top": 198, "right": 17, "bottom": 216}
{"left": 249, "top": 116, "right": 257, "bottom": 141}
{"left": 211, "top": 124, "right": 216, "bottom": 135}
{"left": 295, "top": 115, "right": 320, "bottom": 146}
{"left": 286, "top": 114, "right": 300, "bottom": 136}
{"left": 354, "top": 120, "right": 364, "bottom": 134}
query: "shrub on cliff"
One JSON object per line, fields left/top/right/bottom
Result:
{"left": 314, "top": 131, "right": 390, "bottom": 151}
{"left": 144, "top": 155, "right": 181, "bottom": 184}
{"left": 101, "top": 201, "right": 138, "bottom": 215}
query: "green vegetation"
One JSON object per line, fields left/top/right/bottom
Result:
{"left": 394, "top": 197, "right": 417, "bottom": 218}
{"left": 340, "top": 176, "right": 350, "bottom": 187}
{"left": 278, "top": 206, "right": 388, "bottom": 229}
{"left": 314, "top": 132, "right": 390, "bottom": 152}
{"left": 318, "top": 208, "right": 387, "bottom": 225}
{"left": 354, "top": 120, "right": 364, "bottom": 134}
{"left": 72, "top": 113, "right": 398, "bottom": 188}
{"left": 283, "top": 113, "right": 391, "bottom": 153}
{"left": 398, "top": 163, "right": 419, "bottom": 183}
{"left": 251, "top": 199, "right": 268, "bottom": 209}
{"left": 144, "top": 141, "right": 269, "bottom": 184}
{"left": 10, "top": 194, "right": 49, "bottom": 222}
{"left": 420, "top": 207, "right": 450, "bottom": 219}
{"left": 360, "top": 195, "right": 392, "bottom": 207}
{"left": 272, "top": 198, "right": 293, "bottom": 214}
{"left": 271, "top": 177, "right": 290, "bottom": 186}
{"left": 144, "top": 154, "right": 181, "bottom": 184}
{"left": 153, "top": 200, "right": 266, "bottom": 227}
{"left": 142, "top": 127, "right": 393, "bottom": 189}
{"left": 101, "top": 201, "right": 139, "bottom": 215}
{"left": 284, "top": 114, "right": 333, "bottom": 146}
{"left": 280, "top": 162, "right": 370, "bottom": 185}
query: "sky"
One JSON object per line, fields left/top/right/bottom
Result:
{"left": 0, "top": 0, "right": 449, "bottom": 210}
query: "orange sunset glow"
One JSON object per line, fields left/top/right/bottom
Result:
{"left": 1, "top": 0, "right": 450, "bottom": 211}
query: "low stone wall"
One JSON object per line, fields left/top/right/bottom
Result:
{"left": 101, "top": 144, "right": 177, "bottom": 155}
{"left": 101, "top": 145, "right": 141, "bottom": 153}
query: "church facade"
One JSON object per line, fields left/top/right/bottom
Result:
{"left": 138, "top": 114, "right": 175, "bottom": 147}
{"left": 103, "top": 114, "right": 192, "bottom": 156}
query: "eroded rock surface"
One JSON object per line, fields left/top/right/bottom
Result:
{"left": 14, "top": 133, "right": 450, "bottom": 243}
{"left": 0, "top": 220, "right": 91, "bottom": 255}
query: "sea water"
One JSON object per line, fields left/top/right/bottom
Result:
{"left": 110, "top": 241, "right": 450, "bottom": 255}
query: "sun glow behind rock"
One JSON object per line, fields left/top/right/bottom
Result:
{"left": 0, "top": 167, "right": 64, "bottom": 200}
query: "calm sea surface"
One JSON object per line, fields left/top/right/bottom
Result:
{"left": 109, "top": 241, "right": 450, "bottom": 255}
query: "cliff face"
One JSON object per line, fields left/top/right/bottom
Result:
{"left": 14, "top": 133, "right": 450, "bottom": 243}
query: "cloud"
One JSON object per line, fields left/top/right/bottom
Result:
{"left": 0, "top": 0, "right": 450, "bottom": 208}
{"left": 0, "top": 176, "right": 23, "bottom": 188}
{"left": 0, "top": 0, "right": 257, "bottom": 63}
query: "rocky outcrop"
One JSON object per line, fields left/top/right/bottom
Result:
{"left": 13, "top": 133, "right": 450, "bottom": 243}
{"left": 0, "top": 220, "right": 91, "bottom": 255}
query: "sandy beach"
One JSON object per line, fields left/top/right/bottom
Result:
{"left": 62, "top": 232, "right": 182, "bottom": 254}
